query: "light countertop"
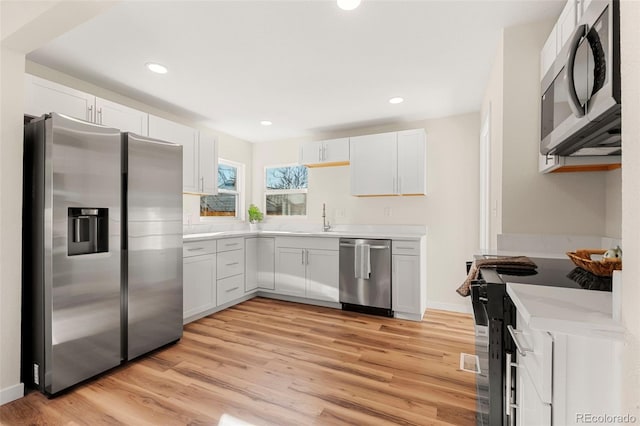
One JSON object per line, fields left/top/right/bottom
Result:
{"left": 183, "top": 226, "right": 426, "bottom": 242}
{"left": 506, "top": 283, "right": 625, "bottom": 340}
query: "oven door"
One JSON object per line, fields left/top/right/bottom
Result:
{"left": 470, "top": 282, "right": 490, "bottom": 425}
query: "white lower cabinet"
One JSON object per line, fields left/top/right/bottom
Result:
{"left": 183, "top": 254, "right": 216, "bottom": 320}
{"left": 275, "top": 247, "right": 307, "bottom": 297}
{"left": 305, "top": 249, "right": 339, "bottom": 302}
{"left": 217, "top": 274, "right": 244, "bottom": 306}
{"left": 391, "top": 239, "right": 427, "bottom": 320}
{"left": 274, "top": 237, "right": 339, "bottom": 302}
{"left": 392, "top": 254, "right": 421, "bottom": 315}
{"left": 245, "top": 237, "right": 275, "bottom": 291}
{"left": 516, "top": 362, "right": 552, "bottom": 426}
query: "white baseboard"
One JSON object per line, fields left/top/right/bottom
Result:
{"left": 0, "top": 383, "right": 24, "bottom": 406}
{"left": 426, "top": 301, "right": 472, "bottom": 314}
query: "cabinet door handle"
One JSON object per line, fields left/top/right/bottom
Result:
{"left": 226, "top": 286, "right": 239, "bottom": 293}
{"left": 507, "top": 325, "right": 533, "bottom": 357}
{"left": 187, "top": 247, "right": 204, "bottom": 251}
{"left": 305, "top": 249, "right": 309, "bottom": 265}
{"left": 322, "top": 145, "right": 327, "bottom": 161}
{"left": 396, "top": 246, "right": 414, "bottom": 250}
{"left": 225, "top": 242, "right": 239, "bottom": 247}
{"left": 225, "top": 262, "right": 239, "bottom": 266}
{"left": 88, "top": 105, "right": 94, "bottom": 122}
{"left": 301, "top": 249, "right": 305, "bottom": 265}
{"left": 97, "top": 107, "right": 103, "bottom": 124}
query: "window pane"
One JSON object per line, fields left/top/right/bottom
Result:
{"left": 218, "top": 164, "right": 237, "bottom": 191}
{"left": 266, "top": 193, "right": 307, "bottom": 216}
{"left": 201, "top": 193, "right": 237, "bottom": 217}
{"left": 266, "top": 165, "right": 308, "bottom": 190}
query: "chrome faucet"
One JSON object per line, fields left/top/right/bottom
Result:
{"left": 322, "top": 203, "right": 331, "bottom": 232}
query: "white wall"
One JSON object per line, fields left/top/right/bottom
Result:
{"left": 605, "top": 168, "right": 622, "bottom": 238}
{"left": 621, "top": 0, "right": 640, "bottom": 418}
{"left": 482, "top": 19, "right": 614, "bottom": 244}
{"left": 253, "top": 112, "right": 480, "bottom": 313}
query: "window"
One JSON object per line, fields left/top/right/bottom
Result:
{"left": 200, "top": 160, "right": 244, "bottom": 219}
{"left": 265, "top": 165, "right": 308, "bottom": 216}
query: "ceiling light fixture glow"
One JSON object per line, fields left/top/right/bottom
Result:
{"left": 389, "top": 97, "right": 404, "bottom": 104}
{"left": 260, "top": 120, "right": 272, "bottom": 126}
{"left": 146, "top": 62, "right": 168, "bottom": 74}
{"left": 337, "top": 0, "right": 361, "bottom": 11}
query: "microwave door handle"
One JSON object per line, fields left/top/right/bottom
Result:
{"left": 566, "top": 24, "right": 587, "bottom": 118}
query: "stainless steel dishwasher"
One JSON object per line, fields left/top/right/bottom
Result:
{"left": 339, "top": 238, "right": 392, "bottom": 317}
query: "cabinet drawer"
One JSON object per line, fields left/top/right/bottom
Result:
{"left": 392, "top": 240, "right": 420, "bottom": 255}
{"left": 217, "top": 274, "right": 244, "bottom": 306}
{"left": 183, "top": 240, "right": 217, "bottom": 257}
{"left": 275, "top": 236, "right": 338, "bottom": 250}
{"left": 217, "top": 237, "right": 244, "bottom": 252}
{"left": 217, "top": 249, "right": 244, "bottom": 279}
{"left": 513, "top": 311, "right": 553, "bottom": 404}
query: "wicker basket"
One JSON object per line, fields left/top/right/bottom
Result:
{"left": 566, "top": 249, "right": 622, "bottom": 277}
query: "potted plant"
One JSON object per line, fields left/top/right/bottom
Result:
{"left": 248, "top": 204, "right": 264, "bottom": 231}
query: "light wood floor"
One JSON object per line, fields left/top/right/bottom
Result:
{"left": 0, "top": 297, "right": 477, "bottom": 426}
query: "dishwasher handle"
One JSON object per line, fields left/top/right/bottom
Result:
{"left": 339, "top": 243, "right": 389, "bottom": 249}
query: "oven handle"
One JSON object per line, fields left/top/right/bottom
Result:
{"left": 506, "top": 352, "right": 520, "bottom": 426}
{"left": 566, "top": 24, "right": 587, "bottom": 118}
{"left": 507, "top": 325, "right": 533, "bottom": 357}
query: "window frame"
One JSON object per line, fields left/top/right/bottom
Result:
{"left": 200, "top": 158, "right": 245, "bottom": 221}
{"left": 264, "top": 163, "right": 309, "bottom": 218}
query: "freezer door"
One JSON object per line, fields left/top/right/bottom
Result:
{"left": 47, "top": 113, "right": 122, "bottom": 394}
{"left": 125, "top": 133, "right": 183, "bottom": 360}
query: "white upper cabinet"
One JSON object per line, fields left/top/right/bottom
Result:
{"left": 198, "top": 133, "right": 218, "bottom": 195}
{"left": 350, "top": 132, "right": 397, "bottom": 196}
{"left": 95, "top": 97, "right": 148, "bottom": 135}
{"left": 350, "top": 129, "right": 426, "bottom": 196}
{"left": 25, "top": 74, "right": 94, "bottom": 121}
{"left": 299, "top": 137, "right": 349, "bottom": 167}
{"left": 148, "top": 115, "right": 217, "bottom": 195}
{"left": 149, "top": 114, "right": 199, "bottom": 193}
{"left": 397, "top": 129, "right": 426, "bottom": 195}
{"left": 25, "top": 74, "right": 148, "bottom": 135}
{"left": 540, "top": 25, "right": 558, "bottom": 78}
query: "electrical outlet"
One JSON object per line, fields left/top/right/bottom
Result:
{"left": 384, "top": 207, "right": 392, "bottom": 217}
{"left": 336, "top": 208, "right": 346, "bottom": 218}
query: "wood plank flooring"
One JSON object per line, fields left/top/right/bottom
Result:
{"left": 0, "top": 297, "right": 477, "bottom": 426}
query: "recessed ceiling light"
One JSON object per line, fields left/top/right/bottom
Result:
{"left": 260, "top": 120, "right": 272, "bottom": 126}
{"left": 337, "top": 0, "right": 361, "bottom": 11}
{"left": 145, "top": 62, "right": 168, "bottom": 74}
{"left": 389, "top": 97, "right": 404, "bottom": 104}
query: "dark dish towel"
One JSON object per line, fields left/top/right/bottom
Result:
{"left": 456, "top": 256, "right": 537, "bottom": 297}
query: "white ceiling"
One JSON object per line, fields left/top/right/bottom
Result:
{"left": 27, "top": 0, "right": 564, "bottom": 143}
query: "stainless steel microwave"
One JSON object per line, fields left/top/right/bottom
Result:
{"left": 540, "top": 0, "right": 620, "bottom": 156}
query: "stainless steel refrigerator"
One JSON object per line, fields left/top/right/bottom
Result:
{"left": 22, "top": 113, "right": 183, "bottom": 396}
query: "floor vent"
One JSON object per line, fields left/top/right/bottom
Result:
{"left": 459, "top": 352, "right": 481, "bottom": 374}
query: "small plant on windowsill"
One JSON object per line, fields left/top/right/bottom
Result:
{"left": 248, "top": 204, "right": 264, "bottom": 231}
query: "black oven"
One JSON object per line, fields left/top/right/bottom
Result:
{"left": 469, "top": 257, "right": 611, "bottom": 426}
{"left": 540, "top": 0, "right": 620, "bottom": 156}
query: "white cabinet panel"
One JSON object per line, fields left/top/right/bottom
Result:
{"left": 299, "top": 140, "right": 323, "bottom": 165}
{"left": 148, "top": 114, "right": 199, "bottom": 193}
{"left": 257, "top": 238, "right": 275, "bottom": 290}
{"left": 245, "top": 238, "right": 258, "bottom": 292}
{"left": 217, "top": 274, "right": 244, "bottom": 306}
{"left": 198, "top": 133, "right": 218, "bottom": 195}
{"left": 516, "top": 361, "right": 552, "bottom": 426}
{"left": 350, "top": 132, "right": 397, "bottom": 196}
{"left": 397, "top": 129, "right": 426, "bottom": 195}
{"left": 305, "top": 249, "right": 339, "bottom": 302}
{"left": 183, "top": 254, "right": 216, "bottom": 319}
{"left": 300, "top": 138, "right": 349, "bottom": 166}
{"left": 392, "top": 254, "right": 421, "bottom": 315}
{"left": 95, "top": 97, "right": 148, "bottom": 135}
{"left": 275, "top": 247, "right": 306, "bottom": 297}
{"left": 25, "top": 74, "right": 93, "bottom": 121}
{"left": 217, "top": 249, "right": 244, "bottom": 280}
{"left": 540, "top": 26, "right": 558, "bottom": 78}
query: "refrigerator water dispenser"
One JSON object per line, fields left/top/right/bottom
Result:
{"left": 67, "top": 207, "right": 108, "bottom": 255}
